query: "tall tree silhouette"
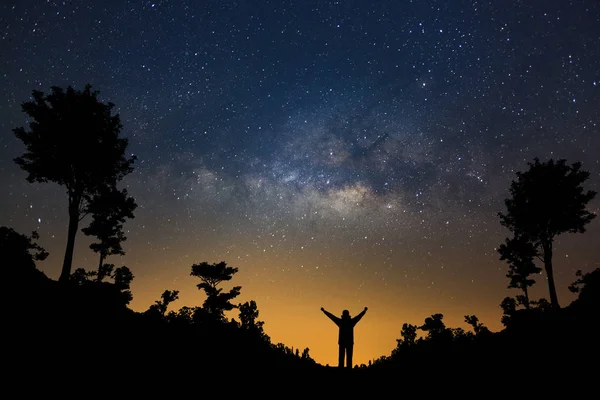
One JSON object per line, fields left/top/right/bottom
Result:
{"left": 13, "top": 85, "right": 136, "bottom": 282}
{"left": 81, "top": 186, "right": 137, "bottom": 272}
{"left": 190, "top": 261, "right": 241, "bottom": 320}
{"left": 498, "top": 158, "right": 596, "bottom": 308}
{"left": 498, "top": 236, "right": 542, "bottom": 309}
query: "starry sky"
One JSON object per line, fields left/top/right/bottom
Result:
{"left": 1, "top": 0, "right": 599, "bottom": 366}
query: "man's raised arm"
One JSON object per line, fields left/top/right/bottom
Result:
{"left": 321, "top": 307, "right": 341, "bottom": 325}
{"left": 352, "top": 307, "right": 368, "bottom": 325}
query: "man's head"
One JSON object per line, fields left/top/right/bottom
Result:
{"left": 342, "top": 309, "right": 350, "bottom": 319}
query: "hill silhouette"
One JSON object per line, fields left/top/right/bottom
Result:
{"left": 4, "top": 227, "right": 598, "bottom": 392}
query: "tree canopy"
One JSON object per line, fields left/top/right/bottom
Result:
{"left": 191, "top": 261, "right": 241, "bottom": 320}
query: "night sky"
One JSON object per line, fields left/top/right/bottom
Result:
{"left": 1, "top": 0, "right": 599, "bottom": 366}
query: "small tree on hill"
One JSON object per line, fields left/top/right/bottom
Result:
{"left": 500, "top": 296, "right": 518, "bottom": 327}
{"left": 146, "top": 290, "right": 180, "bottom": 318}
{"left": 191, "top": 261, "right": 241, "bottom": 320}
{"left": 396, "top": 323, "right": 418, "bottom": 348}
{"left": 301, "top": 347, "right": 313, "bottom": 361}
{"left": 498, "top": 235, "right": 542, "bottom": 309}
{"left": 82, "top": 186, "right": 137, "bottom": 272}
{"left": 239, "top": 300, "right": 265, "bottom": 332}
{"left": 419, "top": 313, "right": 452, "bottom": 341}
{"left": 464, "top": 315, "right": 490, "bottom": 336}
{"left": 70, "top": 264, "right": 134, "bottom": 305}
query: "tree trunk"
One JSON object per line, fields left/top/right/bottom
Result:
{"left": 523, "top": 286, "right": 530, "bottom": 310}
{"left": 542, "top": 240, "right": 560, "bottom": 308}
{"left": 98, "top": 252, "right": 105, "bottom": 272}
{"left": 59, "top": 198, "right": 80, "bottom": 282}
{"left": 95, "top": 252, "right": 105, "bottom": 282}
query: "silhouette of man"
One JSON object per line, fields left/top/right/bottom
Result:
{"left": 321, "top": 306, "right": 368, "bottom": 368}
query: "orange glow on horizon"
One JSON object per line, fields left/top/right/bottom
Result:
{"left": 34, "top": 233, "right": 585, "bottom": 367}
{"left": 24, "top": 195, "right": 598, "bottom": 367}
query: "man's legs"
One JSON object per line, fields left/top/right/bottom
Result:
{"left": 338, "top": 345, "right": 345, "bottom": 368}
{"left": 346, "top": 345, "right": 353, "bottom": 369}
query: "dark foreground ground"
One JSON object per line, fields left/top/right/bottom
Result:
{"left": 9, "top": 337, "right": 595, "bottom": 397}
{"left": 6, "top": 271, "right": 599, "bottom": 396}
